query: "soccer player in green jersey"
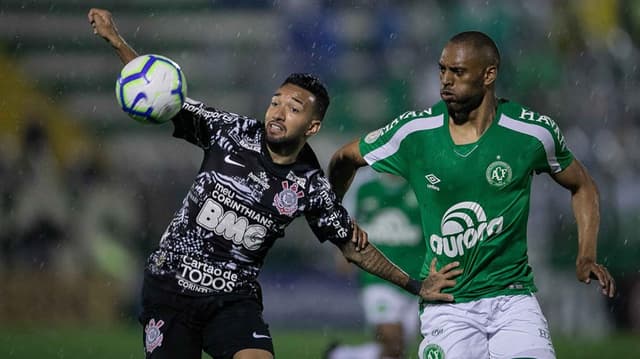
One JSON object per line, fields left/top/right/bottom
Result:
{"left": 328, "top": 170, "right": 424, "bottom": 359}
{"left": 328, "top": 31, "right": 616, "bottom": 359}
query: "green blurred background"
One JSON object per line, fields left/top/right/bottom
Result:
{"left": 1, "top": 0, "right": 639, "bottom": 357}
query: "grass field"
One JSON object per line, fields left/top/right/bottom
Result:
{"left": 1, "top": 325, "right": 638, "bottom": 358}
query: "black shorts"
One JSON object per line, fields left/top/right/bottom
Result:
{"left": 138, "top": 277, "right": 273, "bottom": 359}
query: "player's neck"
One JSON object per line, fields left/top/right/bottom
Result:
{"left": 448, "top": 95, "right": 497, "bottom": 145}
{"left": 266, "top": 141, "right": 303, "bottom": 165}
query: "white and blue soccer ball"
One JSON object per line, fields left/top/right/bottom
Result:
{"left": 115, "top": 54, "right": 187, "bottom": 124}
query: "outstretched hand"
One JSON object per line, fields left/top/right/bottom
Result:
{"left": 576, "top": 257, "right": 616, "bottom": 298}
{"left": 420, "top": 258, "right": 463, "bottom": 302}
{"left": 88, "top": 8, "right": 121, "bottom": 46}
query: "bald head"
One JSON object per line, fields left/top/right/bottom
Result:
{"left": 448, "top": 31, "right": 500, "bottom": 70}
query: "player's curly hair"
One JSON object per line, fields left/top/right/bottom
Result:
{"left": 282, "top": 73, "right": 330, "bottom": 120}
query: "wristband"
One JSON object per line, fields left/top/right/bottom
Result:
{"left": 404, "top": 278, "right": 422, "bottom": 296}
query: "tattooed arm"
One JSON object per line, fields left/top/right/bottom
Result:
{"left": 338, "top": 222, "right": 462, "bottom": 302}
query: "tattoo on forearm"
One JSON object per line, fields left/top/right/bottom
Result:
{"left": 343, "top": 242, "right": 407, "bottom": 287}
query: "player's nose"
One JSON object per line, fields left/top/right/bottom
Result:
{"left": 271, "top": 106, "right": 286, "bottom": 122}
{"left": 441, "top": 71, "right": 454, "bottom": 86}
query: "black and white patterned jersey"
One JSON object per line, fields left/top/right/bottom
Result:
{"left": 145, "top": 98, "right": 353, "bottom": 299}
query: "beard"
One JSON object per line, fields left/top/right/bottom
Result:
{"left": 265, "top": 132, "right": 303, "bottom": 156}
{"left": 445, "top": 91, "right": 485, "bottom": 125}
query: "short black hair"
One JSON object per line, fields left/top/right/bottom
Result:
{"left": 281, "top": 73, "right": 330, "bottom": 120}
{"left": 449, "top": 31, "right": 501, "bottom": 69}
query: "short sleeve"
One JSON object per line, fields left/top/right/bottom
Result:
{"left": 358, "top": 117, "right": 410, "bottom": 177}
{"left": 304, "top": 174, "right": 353, "bottom": 245}
{"left": 531, "top": 115, "right": 574, "bottom": 174}
{"left": 171, "top": 98, "right": 241, "bottom": 149}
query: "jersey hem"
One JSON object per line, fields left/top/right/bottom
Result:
{"left": 420, "top": 287, "right": 537, "bottom": 307}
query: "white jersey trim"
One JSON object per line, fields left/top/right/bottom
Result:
{"left": 497, "top": 114, "right": 561, "bottom": 173}
{"left": 364, "top": 115, "right": 445, "bottom": 165}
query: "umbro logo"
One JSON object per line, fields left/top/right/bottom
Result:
{"left": 425, "top": 173, "right": 441, "bottom": 191}
{"left": 224, "top": 154, "right": 245, "bottom": 168}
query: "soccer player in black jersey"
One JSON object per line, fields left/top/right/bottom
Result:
{"left": 88, "top": 8, "right": 462, "bottom": 359}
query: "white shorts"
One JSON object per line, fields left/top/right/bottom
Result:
{"left": 418, "top": 294, "right": 555, "bottom": 359}
{"left": 361, "top": 284, "right": 420, "bottom": 340}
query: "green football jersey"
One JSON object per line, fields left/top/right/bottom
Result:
{"left": 348, "top": 173, "right": 425, "bottom": 287}
{"left": 359, "top": 100, "right": 574, "bottom": 303}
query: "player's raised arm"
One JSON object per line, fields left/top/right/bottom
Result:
{"left": 551, "top": 159, "right": 616, "bottom": 298}
{"left": 328, "top": 138, "right": 368, "bottom": 200}
{"left": 88, "top": 8, "right": 138, "bottom": 64}
{"left": 338, "top": 223, "right": 462, "bottom": 302}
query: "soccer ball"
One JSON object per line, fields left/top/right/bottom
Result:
{"left": 115, "top": 54, "right": 187, "bottom": 124}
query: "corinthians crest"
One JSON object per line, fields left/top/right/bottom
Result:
{"left": 145, "top": 318, "right": 165, "bottom": 353}
{"left": 273, "top": 180, "right": 304, "bottom": 216}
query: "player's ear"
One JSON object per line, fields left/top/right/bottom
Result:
{"left": 484, "top": 65, "right": 497, "bottom": 86}
{"left": 305, "top": 118, "right": 322, "bottom": 137}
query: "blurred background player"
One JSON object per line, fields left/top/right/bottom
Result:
{"left": 328, "top": 169, "right": 424, "bottom": 359}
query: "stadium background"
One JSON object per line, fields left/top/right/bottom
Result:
{"left": 0, "top": 0, "right": 639, "bottom": 357}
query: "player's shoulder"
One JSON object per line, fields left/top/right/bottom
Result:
{"left": 305, "top": 171, "right": 333, "bottom": 200}
{"left": 183, "top": 98, "right": 261, "bottom": 128}
{"left": 363, "top": 102, "right": 446, "bottom": 144}
{"left": 498, "top": 99, "right": 564, "bottom": 133}
{"left": 497, "top": 99, "right": 570, "bottom": 152}
{"left": 392, "top": 101, "right": 447, "bottom": 127}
